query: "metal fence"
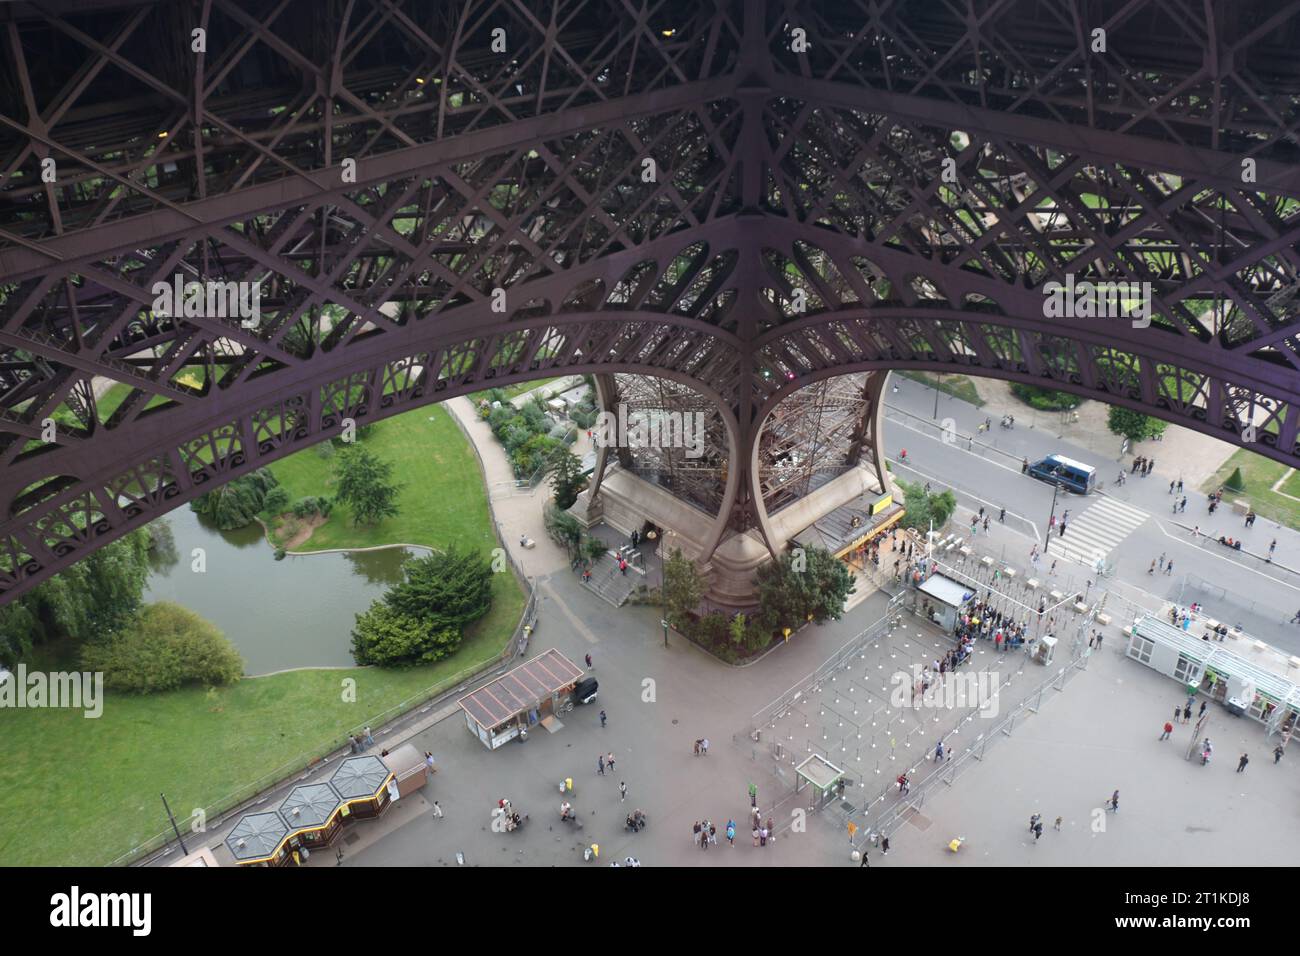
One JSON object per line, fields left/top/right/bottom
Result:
{"left": 739, "top": 593, "right": 908, "bottom": 744}
{"left": 845, "top": 654, "right": 1092, "bottom": 853}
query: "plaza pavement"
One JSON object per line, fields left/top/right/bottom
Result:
{"left": 167, "top": 379, "right": 1298, "bottom": 868}
{"left": 870, "top": 638, "right": 1300, "bottom": 867}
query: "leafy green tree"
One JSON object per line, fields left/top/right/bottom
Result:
{"left": 351, "top": 603, "right": 458, "bottom": 666}
{"left": 191, "top": 468, "right": 280, "bottom": 530}
{"left": 897, "top": 479, "right": 957, "bottom": 532}
{"left": 263, "top": 486, "right": 292, "bottom": 515}
{"left": 387, "top": 549, "right": 494, "bottom": 633}
{"left": 662, "top": 549, "right": 705, "bottom": 630}
{"left": 754, "top": 546, "right": 854, "bottom": 633}
{"left": 333, "top": 445, "right": 403, "bottom": 526}
{"left": 0, "top": 528, "right": 152, "bottom": 664}
{"left": 350, "top": 549, "right": 494, "bottom": 665}
{"left": 80, "top": 601, "right": 244, "bottom": 693}
{"left": 543, "top": 502, "right": 584, "bottom": 560}
{"left": 545, "top": 449, "right": 586, "bottom": 509}
{"left": 1107, "top": 406, "right": 1168, "bottom": 443}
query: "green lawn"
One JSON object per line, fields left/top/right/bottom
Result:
{"left": 898, "top": 371, "right": 985, "bottom": 408}
{"left": 0, "top": 401, "right": 525, "bottom": 866}
{"left": 0, "top": 612, "right": 513, "bottom": 867}
{"left": 1201, "top": 449, "right": 1300, "bottom": 530}
{"left": 266, "top": 404, "right": 499, "bottom": 554}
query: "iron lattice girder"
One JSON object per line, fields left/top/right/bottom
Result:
{"left": 2, "top": 0, "right": 1300, "bottom": 600}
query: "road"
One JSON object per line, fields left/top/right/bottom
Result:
{"left": 882, "top": 378, "right": 1300, "bottom": 656}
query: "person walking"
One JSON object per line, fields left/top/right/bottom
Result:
{"left": 363, "top": 726, "right": 376, "bottom": 749}
{"left": 1029, "top": 812, "right": 1041, "bottom": 832}
{"left": 1169, "top": 480, "right": 1176, "bottom": 494}
{"left": 431, "top": 800, "right": 443, "bottom": 819}
{"left": 1033, "top": 821, "right": 1044, "bottom": 841}
{"left": 1236, "top": 753, "right": 1249, "bottom": 773}
{"left": 1022, "top": 457, "right": 1029, "bottom": 474}
{"left": 1053, "top": 816, "right": 1062, "bottom": 831}
{"left": 1174, "top": 705, "right": 1182, "bottom": 722}
{"left": 1108, "top": 790, "right": 1119, "bottom": 813}
{"left": 585, "top": 653, "right": 593, "bottom": 669}
{"left": 983, "top": 515, "right": 990, "bottom": 532}
{"left": 1268, "top": 539, "right": 1277, "bottom": 562}
{"left": 619, "top": 781, "right": 627, "bottom": 802}
{"left": 1179, "top": 496, "right": 1187, "bottom": 513}
{"left": 607, "top": 752, "right": 616, "bottom": 773}
{"left": 1160, "top": 720, "right": 1174, "bottom": 741}
{"left": 934, "top": 740, "right": 945, "bottom": 762}
{"left": 1148, "top": 559, "right": 1157, "bottom": 575}
{"left": 1198, "top": 701, "right": 1206, "bottom": 718}
{"left": 425, "top": 751, "right": 438, "bottom": 774}
{"left": 1165, "top": 559, "right": 1173, "bottom": 576}
{"left": 1274, "top": 744, "right": 1285, "bottom": 765}
{"left": 597, "top": 753, "right": 605, "bottom": 775}
{"left": 1182, "top": 704, "right": 1191, "bottom": 724}
{"left": 348, "top": 734, "right": 360, "bottom": 755}
{"left": 999, "top": 507, "right": 1006, "bottom": 523}
{"left": 725, "top": 819, "right": 736, "bottom": 846}
{"left": 599, "top": 709, "right": 607, "bottom": 728}
{"left": 859, "top": 847, "right": 870, "bottom": 867}
{"left": 1058, "top": 519, "right": 1067, "bottom": 537}
{"left": 1158, "top": 552, "right": 1166, "bottom": 571}
{"left": 748, "top": 782, "right": 758, "bottom": 807}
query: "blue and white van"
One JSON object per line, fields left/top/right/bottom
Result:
{"left": 1027, "top": 454, "right": 1096, "bottom": 494}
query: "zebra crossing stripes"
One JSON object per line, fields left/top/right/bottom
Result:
{"left": 1046, "top": 496, "right": 1149, "bottom": 563}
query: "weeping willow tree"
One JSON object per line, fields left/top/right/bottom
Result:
{"left": 190, "top": 468, "right": 280, "bottom": 530}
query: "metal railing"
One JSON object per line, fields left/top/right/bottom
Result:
{"left": 850, "top": 654, "right": 1091, "bottom": 851}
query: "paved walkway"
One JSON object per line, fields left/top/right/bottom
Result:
{"left": 867, "top": 639, "right": 1300, "bottom": 867}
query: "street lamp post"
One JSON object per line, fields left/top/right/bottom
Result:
{"left": 1044, "top": 483, "right": 1060, "bottom": 552}
{"left": 932, "top": 373, "right": 942, "bottom": 420}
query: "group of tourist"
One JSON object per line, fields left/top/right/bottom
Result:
{"left": 957, "top": 600, "right": 1030, "bottom": 652}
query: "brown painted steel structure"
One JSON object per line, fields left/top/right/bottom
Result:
{"left": 1, "top": 0, "right": 1299, "bottom": 600}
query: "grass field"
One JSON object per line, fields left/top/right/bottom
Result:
{"left": 0, "top": 401, "right": 524, "bottom": 867}
{"left": 265, "top": 404, "right": 499, "bottom": 554}
{"left": 1201, "top": 449, "right": 1300, "bottom": 530}
{"left": 0, "top": 614, "right": 513, "bottom": 867}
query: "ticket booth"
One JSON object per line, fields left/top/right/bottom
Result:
{"left": 459, "top": 648, "right": 586, "bottom": 749}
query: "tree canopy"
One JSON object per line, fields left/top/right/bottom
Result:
{"left": 351, "top": 548, "right": 494, "bottom": 666}
{"left": 80, "top": 601, "right": 244, "bottom": 694}
{"left": 1107, "top": 406, "right": 1168, "bottom": 443}
{"left": 0, "top": 527, "right": 152, "bottom": 664}
{"left": 191, "top": 468, "right": 279, "bottom": 530}
{"left": 333, "top": 445, "right": 403, "bottom": 526}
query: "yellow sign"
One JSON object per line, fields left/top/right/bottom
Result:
{"left": 871, "top": 494, "right": 894, "bottom": 516}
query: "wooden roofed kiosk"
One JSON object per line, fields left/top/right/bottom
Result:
{"left": 459, "top": 648, "right": 586, "bottom": 749}
{"left": 220, "top": 755, "right": 396, "bottom": 867}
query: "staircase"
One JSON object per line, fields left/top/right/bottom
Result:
{"left": 580, "top": 550, "right": 642, "bottom": 607}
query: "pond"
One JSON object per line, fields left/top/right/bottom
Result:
{"left": 144, "top": 506, "right": 416, "bottom": 676}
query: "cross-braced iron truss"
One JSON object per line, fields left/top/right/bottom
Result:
{"left": 1, "top": 0, "right": 1300, "bottom": 599}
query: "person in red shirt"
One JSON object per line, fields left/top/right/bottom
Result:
{"left": 1159, "top": 720, "right": 1174, "bottom": 741}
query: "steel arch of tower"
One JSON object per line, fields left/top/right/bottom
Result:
{"left": 1, "top": 0, "right": 1300, "bottom": 600}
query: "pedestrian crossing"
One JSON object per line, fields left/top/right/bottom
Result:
{"left": 1046, "top": 496, "right": 1149, "bottom": 564}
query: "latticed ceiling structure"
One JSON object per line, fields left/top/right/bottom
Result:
{"left": 2, "top": 0, "right": 1300, "bottom": 598}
